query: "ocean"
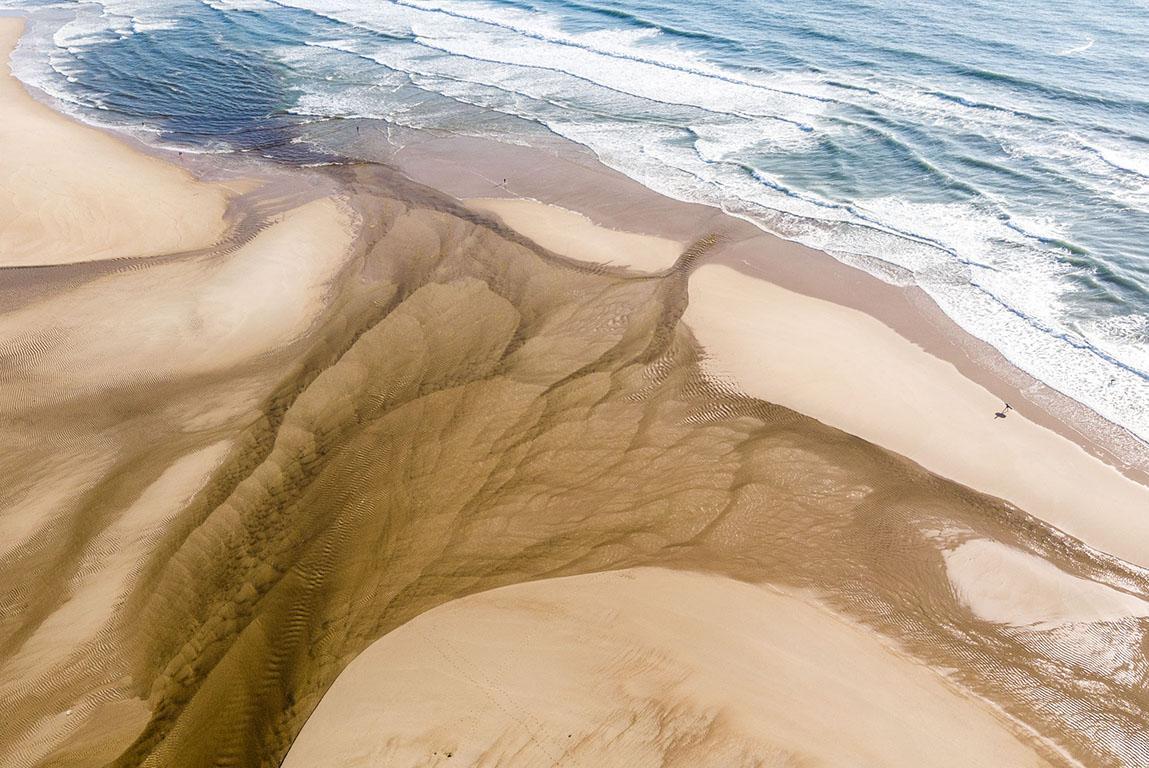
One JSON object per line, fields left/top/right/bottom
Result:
{"left": 5, "top": 0, "right": 1149, "bottom": 444}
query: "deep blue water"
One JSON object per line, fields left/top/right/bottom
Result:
{"left": 5, "top": 0, "right": 1149, "bottom": 441}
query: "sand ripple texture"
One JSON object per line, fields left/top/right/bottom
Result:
{"left": 1, "top": 166, "right": 1148, "bottom": 768}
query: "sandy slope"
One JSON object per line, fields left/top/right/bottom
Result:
{"left": 0, "top": 192, "right": 358, "bottom": 766}
{"left": 0, "top": 19, "right": 230, "bottom": 267}
{"left": 0, "top": 21, "right": 363, "bottom": 765}
{"left": 682, "top": 264, "right": 1149, "bottom": 569}
{"left": 285, "top": 568, "right": 1053, "bottom": 768}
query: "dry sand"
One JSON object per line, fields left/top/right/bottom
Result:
{"left": 467, "top": 197, "right": 684, "bottom": 272}
{"left": 944, "top": 538, "right": 1149, "bottom": 629}
{"left": 285, "top": 568, "right": 1052, "bottom": 768}
{"left": 0, "top": 19, "right": 230, "bottom": 267}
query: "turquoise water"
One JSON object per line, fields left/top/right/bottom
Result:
{"left": 5, "top": 0, "right": 1149, "bottom": 442}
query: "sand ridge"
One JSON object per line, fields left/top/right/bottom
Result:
{"left": 466, "top": 197, "right": 685, "bottom": 272}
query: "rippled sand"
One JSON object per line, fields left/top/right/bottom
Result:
{"left": 3, "top": 17, "right": 1149, "bottom": 768}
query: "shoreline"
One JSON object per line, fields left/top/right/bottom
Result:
{"left": 0, "top": 18, "right": 235, "bottom": 269}
{"left": 7, "top": 17, "right": 1145, "bottom": 485}
{"left": 5, "top": 8, "right": 1146, "bottom": 484}
{"left": 371, "top": 130, "right": 1149, "bottom": 569}
{"left": 7, "top": 17, "right": 1147, "bottom": 559}
{"left": 378, "top": 130, "right": 1149, "bottom": 484}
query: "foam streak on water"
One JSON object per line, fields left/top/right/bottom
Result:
{"left": 4, "top": 0, "right": 1149, "bottom": 444}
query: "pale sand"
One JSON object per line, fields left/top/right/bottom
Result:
{"left": 682, "top": 265, "right": 1149, "bottom": 570}
{"left": 2, "top": 441, "right": 232, "bottom": 680}
{"left": 0, "top": 197, "right": 356, "bottom": 410}
{"left": 0, "top": 19, "right": 230, "bottom": 267}
{"left": 285, "top": 568, "right": 1052, "bottom": 768}
{"left": 944, "top": 538, "right": 1149, "bottom": 629}
{"left": 467, "top": 197, "right": 684, "bottom": 272}
{"left": 0, "top": 442, "right": 230, "bottom": 768}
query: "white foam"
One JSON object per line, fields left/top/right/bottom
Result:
{"left": 1056, "top": 36, "right": 1095, "bottom": 56}
{"left": 200, "top": 0, "right": 277, "bottom": 10}
{"left": 277, "top": 0, "right": 832, "bottom": 123}
{"left": 1092, "top": 142, "right": 1149, "bottom": 180}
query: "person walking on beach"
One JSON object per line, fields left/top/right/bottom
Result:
{"left": 994, "top": 403, "right": 1012, "bottom": 419}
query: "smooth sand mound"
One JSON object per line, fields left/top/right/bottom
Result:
{"left": 467, "top": 197, "right": 684, "bottom": 272}
{"left": 683, "top": 264, "right": 1149, "bottom": 570}
{"left": 0, "top": 19, "right": 230, "bottom": 267}
{"left": 0, "top": 197, "right": 356, "bottom": 410}
{"left": 285, "top": 568, "right": 1051, "bottom": 768}
{"left": 944, "top": 539, "right": 1149, "bottom": 629}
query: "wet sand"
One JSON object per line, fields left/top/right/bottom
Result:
{"left": 3, "top": 15, "right": 1149, "bottom": 768}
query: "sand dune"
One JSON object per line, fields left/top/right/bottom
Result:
{"left": 285, "top": 568, "right": 1052, "bottom": 768}
{"left": 0, "top": 20, "right": 230, "bottom": 267}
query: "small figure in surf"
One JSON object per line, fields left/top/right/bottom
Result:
{"left": 994, "top": 403, "right": 1012, "bottom": 419}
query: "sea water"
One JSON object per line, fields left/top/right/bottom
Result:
{"left": 5, "top": 0, "right": 1149, "bottom": 444}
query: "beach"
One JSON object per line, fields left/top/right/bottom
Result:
{"left": 3, "top": 13, "right": 1149, "bottom": 768}
{"left": 0, "top": 22, "right": 231, "bottom": 267}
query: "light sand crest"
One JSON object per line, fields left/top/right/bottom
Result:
{"left": 0, "top": 197, "right": 356, "bottom": 410}
{"left": 285, "top": 568, "right": 1051, "bottom": 768}
{"left": 467, "top": 197, "right": 684, "bottom": 272}
{"left": 945, "top": 539, "right": 1149, "bottom": 629}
